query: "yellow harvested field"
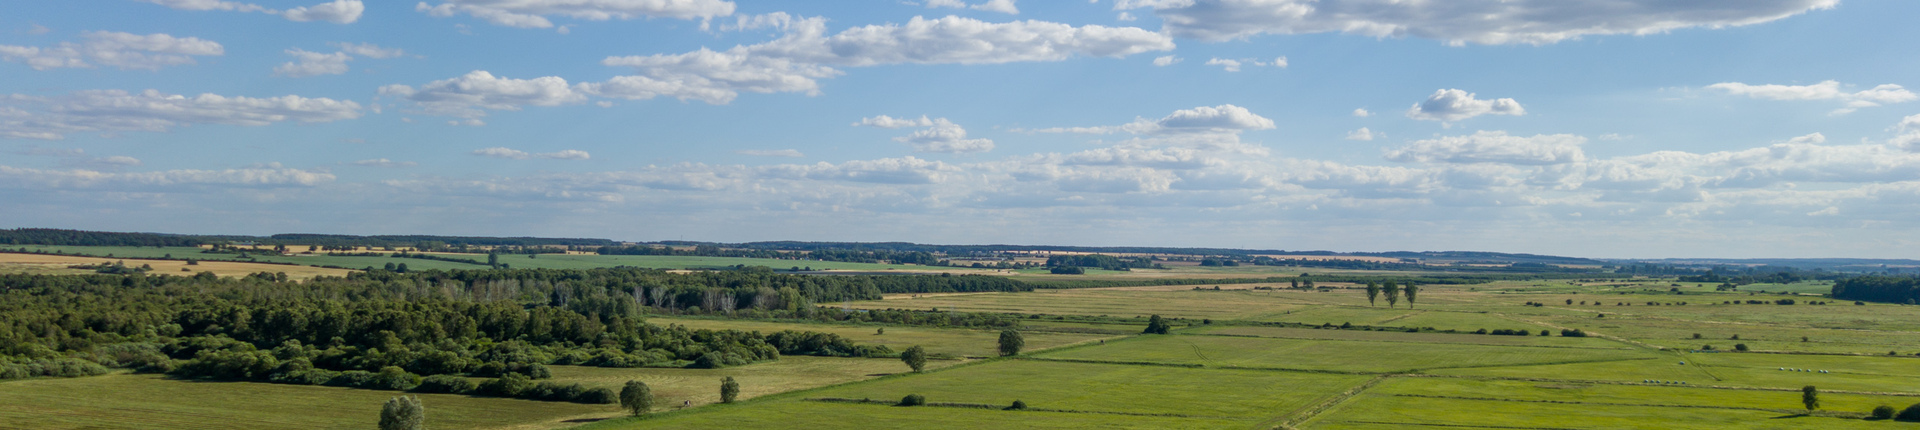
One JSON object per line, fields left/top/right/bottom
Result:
{"left": 0, "top": 253, "right": 353, "bottom": 280}
{"left": 1253, "top": 254, "right": 1406, "bottom": 263}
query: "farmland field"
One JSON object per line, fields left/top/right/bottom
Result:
{"left": 644, "top": 317, "right": 1116, "bottom": 358}
{"left": 1037, "top": 334, "right": 1658, "bottom": 373}
{"left": 0, "top": 373, "right": 612, "bottom": 429}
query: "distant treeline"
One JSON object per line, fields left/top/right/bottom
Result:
{"left": 0, "top": 228, "right": 615, "bottom": 248}
{"left": 595, "top": 244, "right": 941, "bottom": 266}
{"left": 1014, "top": 273, "right": 1614, "bottom": 290}
{"left": 1045, "top": 254, "right": 1161, "bottom": 271}
{"left": 0, "top": 267, "right": 1034, "bottom": 399}
{"left": 653, "top": 241, "right": 1611, "bottom": 265}
{"left": 1831, "top": 276, "right": 1920, "bottom": 304}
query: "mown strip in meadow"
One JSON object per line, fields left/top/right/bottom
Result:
{"left": 1038, "top": 334, "right": 1660, "bottom": 374}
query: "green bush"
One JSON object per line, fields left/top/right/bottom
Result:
{"left": 477, "top": 373, "right": 533, "bottom": 397}
{"left": 577, "top": 387, "right": 618, "bottom": 404}
{"left": 898, "top": 394, "right": 926, "bottom": 406}
{"left": 1897, "top": 403, "right": 1920, "bottom": 421}
{"left": 413, "top": 374, "right": 477, "bottom": 394}
{"left": 1006, "top": 400, "right": 1028, "bottom": 410}
{"left": 1873, "top": 405, "right": 1896, "bottom": 420}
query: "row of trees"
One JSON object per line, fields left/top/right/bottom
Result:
{"left": 1831, "top": 276, "right": 1920, "bottom": 304}
{"left": 1364, "top": 281, "right": 1421, "bottom": 308}
{"left": 594, "top": 245, "right": 941, "bottom": 266}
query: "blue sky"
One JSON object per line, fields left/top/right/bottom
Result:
{"left": 5, "top": 0, "right": 1920, "bottom": 258}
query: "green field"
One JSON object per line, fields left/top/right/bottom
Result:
{"left": 547, "top": 356, "right": 916, "bottom": 409}
{"left": 1038, "top": 334, "right": 1658, "bottom": 373}
{"left": 645, "top": 317, "right": 1117, "bottom": 358}
{"left": 0, "top": 373, "right": 612, "bottom": 429}
{"left": 1, "top": 245, "right": 998, "bottom": 274}
{"left": 846, "top": 289, "right": 1314, "bottom": 320}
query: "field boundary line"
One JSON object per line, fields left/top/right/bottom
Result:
{"left": 1181, "top": 332, "right": 1638, "bottom": 351}
{"left": 1375, "top": 310, "right": 1427, "bottom": 324}
{"left": 1271, "top": 374, "right": 1394, "bottom": 429}
{"left": 1403, "top": 356, "right": 1658, "bottom": 374}
{"left": 799, "top": 397, "right": 1243, "bottom": 419}
{"left": 1386, "top": 393, "right": 1865, "bottom": 418}
{"left": 1491, "top": 312, "right": 1664, "bottom": 351}
{"left": 1336, "top": 420, "right": 1576, "bottom": 430}
{"left": 1408, "top": 373, "right": 1920, "bottom": 397}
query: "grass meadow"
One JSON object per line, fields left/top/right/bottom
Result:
{"left": 644, "top": 317, "right": 1116, "bottom": 358}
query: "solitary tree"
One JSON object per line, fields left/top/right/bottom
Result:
{"left": 1144, "top": 315, "right": 1172, "bottom": 334}
{"left": 1803, "top": 385, "right": 1820, "bottom": 412}
{"left": 720, "top": 377, "right": 740, "bottom": 403}
{"left": 379, "top": 396, "right": 425, "bottom": 430}
{"left": 998, "top": 330, "right": 1025, "bottom": 356}
{"left": 901, "top": 345, "right": 928, "bottom": 372}
{"left": 1404, "top": 284, "right": 1420, "bottom": 309}
{"left": 1366, "top": 282, "right": 1381, "bottom": 306}
{"left": 1384, "top": 281, "right": 1402, "bottom": 308}
{"left": 620, "top": 380, "right": 653, "bottom": 416}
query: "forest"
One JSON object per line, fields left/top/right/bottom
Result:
{"left": 0, "top": 267, "right": 1031, "bottom": 404}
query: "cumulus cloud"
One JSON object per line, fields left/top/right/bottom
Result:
{"left": 1152, "top": 55, "right": 1180, "bottom": 66}
{"left": 0, "top": 165, "right": 334, "bottom": 189}
{"left": 1, "top": 89, "right": 362, "bottom": 140}
{"left": 140, "top": 0, "right": 364, "bottom": 24}
{"left": 351, "top": 158, "right": 417, "bottom": 168}
{"left": 471, "top": 147, "right": 591, "bottom": 160}
{"left": 1406, "top": 89, "right": 1525, "bottom": 122}
{"left": 381, "top": 70, "right": 587, "bottom": 118}
{"left": 0, "top": 31, "right": 222, "bottom": 71}
{"left": 415, "top": 0, "right": 735, "bottom": 29}
{"left": 1385, "top": 131, "right": 1586, "bottom": 165}
{"left": 274, "top": 42, "right": 406, "bottom": 77}
{"left": 1203, "top": 56, "right": 1283, "bottom": 72}
{"left": 858, "top": 115, "right": 994, "bottom": 154}
{"left": 1708, "top": 80, "right": 1918, "bottom": 115}
{"left": 1352, "top": 108, "right": 1371, "bottom": 117}
{"left": 734, "top": 149, "right": 805, "bottom": 157}
{"left": 592, "top": 15, "right": 1173, "bottom": 104}
{"left": 925, "top": 0, "right": 1019, "bottom": 15}
{"left": 1114, "top": 0, "right": 1838, "bottom": 45}
{"left": 1345, "top": 127, "right": 1374, "bottom": 141}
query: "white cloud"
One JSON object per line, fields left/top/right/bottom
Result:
{"left": 0, "top": 165, "right": 334, "bottom": 189}
{"left": 471, "top": 147, "right": 590, "bottom": 160}
{"left": 140, "top": 0, "right": 365, "bottom": 24}
{"left": 282, "top": 0, "right": 365, "bottom": 23}
{"left": 592, "top": 15, "right": 1173, "bottom": 104}
{"left": 1406, "top": 89, "right": 1525, "bottom": 122}
{"left": 1385, "top": 131, "right": 1585, "bottom": 165}
{"left": 1352, "top": 108, "right": 1371, "bottom": 117}
{"left": 1152, "top": 55, "right": 1180, "bottom": 66}
{"left": 1345, "top": 127, "right": 1374, "bottom": 141}
{"left": 854, "top": 115, "right": 934, "bottom": 129}
{"left": 1115, "top": 0, "right": 1838, "bottom": 45}
{"left": 351, "top": 158, "right": 417, "bottom": 168}
{"left": 26, "top": 24, "right": 52, "bottom": 35}
{"left": 859, "top": 115, "right": 994, "bottom": 154}
{"left": 381, "top": 70, "right": 587, "bottom": 118}
{"left": 1204, "top": 57, "right": 1241, "bottom": 72}
{"left": 927, "top": 0, "right": 1020, "bottom": 15}
{"left": 275, "top": 43, "right": 407, "bottom": 77}
{"left": 0, "top": 31, "right": 222, "bottom": 71}
{"left": 274, "top": 49, "right": 351, "bottom": 77}
{"left": 1707, "top": 80, "right": 1918, "bottom": 115}
{"left": 1204, "top": 56, "right": 1284, "bottom": 72}
{"left": 734, "top": 149, "right": 805, "bottom": 157}
{"left": 415, "top": 0, "right": 735, "bottom": 29}
{"left": 331, "top": 42, "right": 406, "bottom": 58}
{"left": 1, "top": 89, "right": 363, "bottom": 140}
{"left": 1142, "top": 104, "right": 1275, "bottom": 134}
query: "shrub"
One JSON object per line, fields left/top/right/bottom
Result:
{"left": 378, "top": 396, "right": 425, "bottom": 430}
{"left": 1007, "top": 400, "right": 1028, "bottom": 410}
{"left": 578, "top": 387, "right": 617, "bottom": 404}
{"left": 1898, "top": 403, "right": 1920, "bottom": 421}
{"left": 477, "top": 373, "right": 533, "bottom": 397}
{"left": 900, "top": 345, "right": 928, "bottom": 372}
{"left": 899, "top": 394, "right": 926, "bottom": 406}
{"left": 1873, "top": 405, "right": 1896, "bottom": 420}
{"left": 371, "top": 366, "right": 422, "bottom": 391}
{"left": 720, "top": 376, "right": 740, "bottom": 403}
{"left": 413, "top": 375, "right": 476, "bottom": 394}
{"left": 1734, "top": 344, "right": 1750, "bottom": 352}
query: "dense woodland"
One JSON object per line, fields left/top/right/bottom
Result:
{"left": 0, "top": 268, "right": 1031, "bottom": 402}
{"left": 1831, "top": 276, "right": 1920, "bottom": 304}
{"left": 595, "top": 245, "right": 942, "bottom": 266}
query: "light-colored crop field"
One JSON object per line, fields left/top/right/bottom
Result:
{"left": 845, "top": 289, "right": 1315, "bottom": 320}
{"left": 1039, "top": 334, "right": 1657, "bottom": 373}
{"left": 0, "top": 373, "right": 611, "bottom": 430}
{"left": 644, "top": 317, "right": 1115, "bottom": 358}
{"left": 546, "top": 356, "right": 914, "bottom": 409}
{"left": 806, "top": 359, "right": 1369, "bottom": 420}
{"left": 0, "top": 252, "right": 354, "bottom": 279}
